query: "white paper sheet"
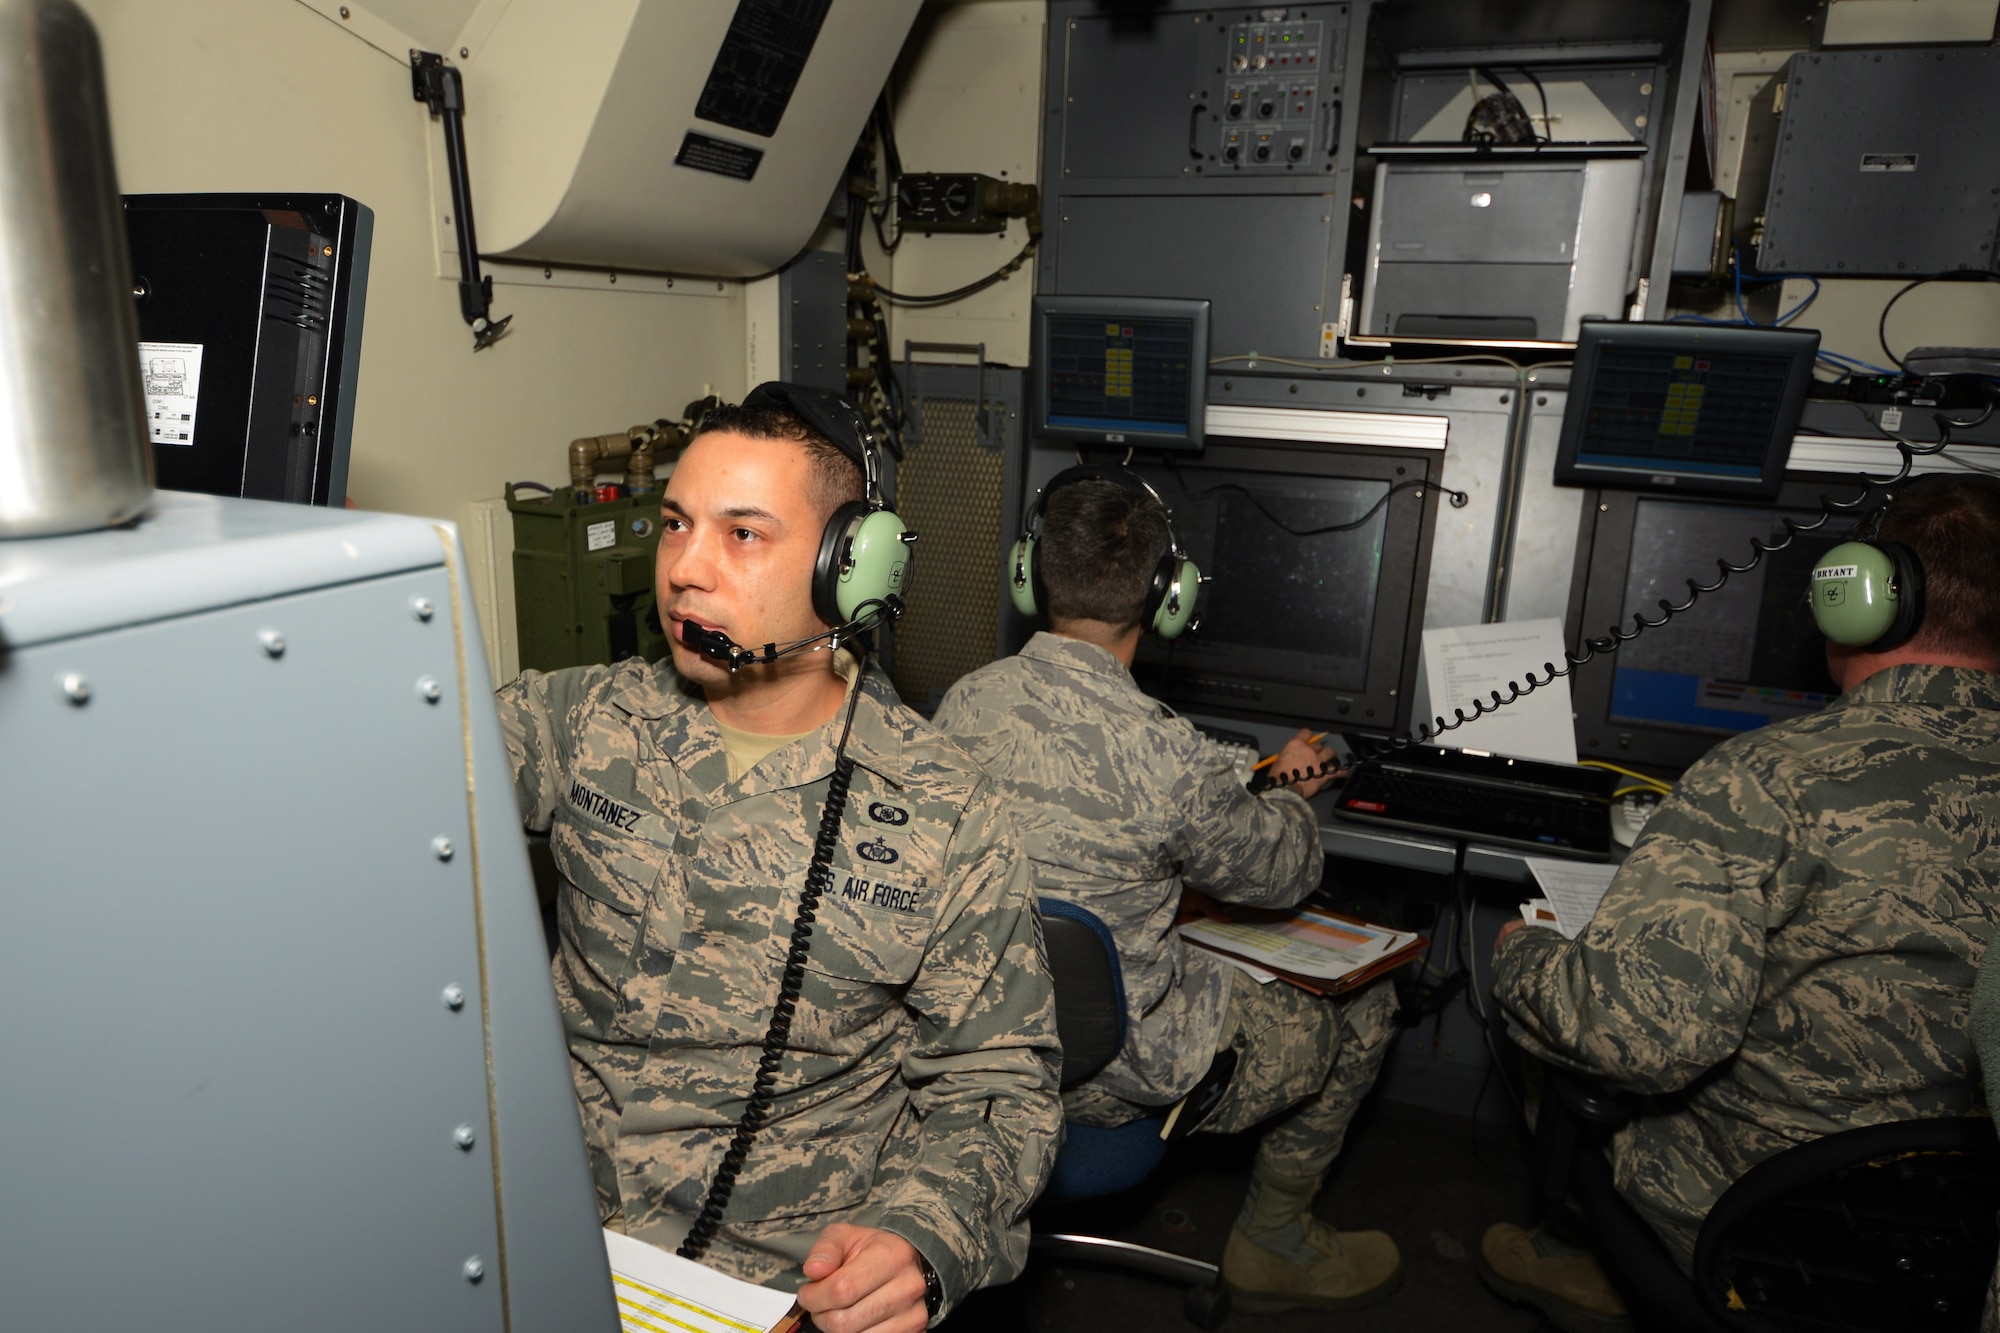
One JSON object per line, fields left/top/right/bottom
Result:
{"left": 1523, "top": 857, "right": 1620, "bottom": 940}
{"left": 1419, "top": 618, "right": 1577, "bottom": 765}
{"left": 605, "top": 1228, "right": 799, "bottom": 1333}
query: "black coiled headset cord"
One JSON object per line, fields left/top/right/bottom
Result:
{"left": 677, "top": 663, "right": 869, "bottom": 1262}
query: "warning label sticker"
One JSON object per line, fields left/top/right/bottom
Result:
{"left": 1859, "top": 153, "right": 1917, "bottom": 172}
{"left": 138, "top": 341, "right": 203, "bottom": 446}
{"left": 674, "top": 131, "right": 764, "bottom": 182}
{"left": 587, "top": 520, "right": 617, "bottom": 552}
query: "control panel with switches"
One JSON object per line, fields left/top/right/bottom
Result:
{"left": 1216, "top": 16, "right": 1338, "bottom": 169}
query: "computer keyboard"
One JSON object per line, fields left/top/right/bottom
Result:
{"left": 1332, "top": 745, "right": 1616, "bottom": 859}
{"left": 1195, "top": 723, "right": 1263, "bottom": 787}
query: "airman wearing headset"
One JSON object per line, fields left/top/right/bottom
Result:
{"left": 934, "top": 468, "right": 1406, "bottom": 1314}
{"left": 496, "top": 384, "right": 1062, "bottom": 1333}
{"left": 1482, "top": 473, "right": 2000, "bottom": 1332}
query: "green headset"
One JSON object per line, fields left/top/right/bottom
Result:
{"left": 1809, "top": 504, "right": 1925, "bottom": 651}
{"left": 740, "top": 382, "right": 914, "bottom": 627}
{"left": 1007, "top": 465, "right": 1201, "bottom": 639}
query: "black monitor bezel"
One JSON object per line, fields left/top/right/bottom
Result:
{"left": 1031, "top": 294, "right": 1211, "bottom": 453}
{"left": 1125, "top": 437, "right": 1439, "bottom": 737}
{"left": 1564, "top": 474, "right": 1882, "bottom": 776}
{"left": 1552, "top": 322, "right": 1820, "bottom": 502}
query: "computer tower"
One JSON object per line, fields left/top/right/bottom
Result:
{"left": 123, "top": 192, "right": 372, "bottom": 506}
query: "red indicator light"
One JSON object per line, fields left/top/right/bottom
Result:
{"left": 1347, "top": 799, "right": 1388, "bottom": 814}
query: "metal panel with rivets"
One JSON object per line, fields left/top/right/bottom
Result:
{"left": 0, "top": 492, "right": 616, "bottom": 1333}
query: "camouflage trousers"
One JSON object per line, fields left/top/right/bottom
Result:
{"left": 1066, "top": 970, "right": 1400, "bottom": 1180}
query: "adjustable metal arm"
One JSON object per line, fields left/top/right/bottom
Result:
{"left": 411, "top": 51, "right": 513, "bottom": 351}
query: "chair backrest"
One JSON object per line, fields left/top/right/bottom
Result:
{"left": 1036, "top": 898, "right": 1128, "bottom": 1090}
{"left": 1693, "top": 1115, "right": 2000, "bottom": 1332}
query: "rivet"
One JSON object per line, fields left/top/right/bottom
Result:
{"left": 433, "top": 836, "right": 456, "bottom": 861}
{"left": 454, "top": 1124, "right": 477, "bottom": 1149}
{"left": 59, "top": 673, "right": 91, "bottom": 705}
{"left": 464, "top": 1257, "right": 485, "bottom": 1282}
{"left": 417, "top": 675, "right": 443, "bottom": 703}
{"left": 258, "top": 629, "right": 286, "bottom": 657}
{"left": 411, "top": 596, "right": 436, "bottom": 621}
{"left": 442, "top": 984, "right": 467, "bottom": 1010}
{"left": 459, "top": 46, "right": 469, "bottom": 58}
{"left": 338, "top": 4, "right": 349, "bottom": 17}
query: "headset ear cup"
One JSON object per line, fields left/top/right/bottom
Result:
{"left": 1007, "top": 535, "right": 1040, "bottom": 617}
{"left": 813, "top": 500, "right": 871, "bottom": 626}
{"left": 1151, "top": 557, "right": 1201, "bottom": 639}
{"left": 1811, "top": 541, "right": 1901, "bottom": 648}
{"left": 1870, "top": 540, "right": 1925, "bottom": 653}
{"left": 831, "top": 507, "right": 912, "bottom": 624}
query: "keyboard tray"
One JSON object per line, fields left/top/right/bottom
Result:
{"left": 1331, "top": 745, "right": 1615, "bottom": 859}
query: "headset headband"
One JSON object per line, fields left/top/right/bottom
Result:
{"left": 1025, "top": 465, "right": 1186, "bottom": 559}
{"left": 741, "top": 382, "right": 883, "bottom": 507}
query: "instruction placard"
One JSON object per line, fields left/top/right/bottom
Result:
{"left": 138, "top": 341, "right": 203, "bottom": 446}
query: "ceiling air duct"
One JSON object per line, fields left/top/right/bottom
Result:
{"left": 457, "top": 0, "right": 922, "bottom": 278}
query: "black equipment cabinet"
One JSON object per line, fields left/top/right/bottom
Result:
{"left": 124, "top": 193, "right": 373, "bottom": 507}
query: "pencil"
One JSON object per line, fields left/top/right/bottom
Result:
{"left": 1251, "top": 732, "right": 1328, "bottom": 772}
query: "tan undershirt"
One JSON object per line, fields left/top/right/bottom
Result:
{"left": 711, "top": 649, "right": 861, "bottom": 782}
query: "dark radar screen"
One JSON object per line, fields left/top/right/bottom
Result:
{"left": 1046, "top": 315, "right": 1195, "bottom": 436}
{"left": 1576, "top": 347, "right": 1794, "bottom": 482}
{"left": 1611, "top": 497, "right": 1841, "bottom": 737}
{"left": 1137, "top": 466, "right": 1389, "bottom": 692}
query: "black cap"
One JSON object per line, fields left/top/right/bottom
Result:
{"left": 741, "top": 381, "right": 871, "bottom": 470}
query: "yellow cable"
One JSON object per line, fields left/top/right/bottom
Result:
{"left": 1580, "top": 760, "right": 1673, "bottom": 793}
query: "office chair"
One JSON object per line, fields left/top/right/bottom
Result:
{"left": 1530, "top": 1064, "right": 2000, "bottom": 1332}
{"left": 1030, "top": 898, "right": 1232, "bottom": 1329}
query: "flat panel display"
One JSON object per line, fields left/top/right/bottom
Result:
{"left": 1125, "top": 437, "right": 1438, "bottom": 734}
{"left": 1032, "top": 295, "right": 1209, "bottom": 452}
{"left": 1567, "top": 480, "right": 1866, "bottom": 774}
{"left": 1553, "top": 323, "right": 1819, "bottom": 500}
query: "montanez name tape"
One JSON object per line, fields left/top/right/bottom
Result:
{"left": 841, "top": 875, "right": 927, "bottom": 915}
{"left": 568, "top": 779, "right": 642, "bottom": 832}
{"left": 1815, "top": 565, "right": 1860, "bottom": 580}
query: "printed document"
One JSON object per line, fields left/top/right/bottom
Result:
{"left": 1522, "top": 857, "right": 1620, "bottom": 940}
{"left": 1418, "top": 618, "right": 1577, "bottom": 765}
{"left": 605, "top": 1229, "right": 802, "bottom": 1333}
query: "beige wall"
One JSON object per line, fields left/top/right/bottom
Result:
{"left": 884, "top": 1, "right": 1047, "bottom": 367}
{"left": 78, "top": 0, "right": 748, "bottom": 636}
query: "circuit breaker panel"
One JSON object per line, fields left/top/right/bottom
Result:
{"left": 1041, "top": 2, "right": 1373, "bottom": 362}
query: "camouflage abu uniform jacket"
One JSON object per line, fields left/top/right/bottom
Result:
{"left": 498, "top": 657, "right": 1062, "bottom": 1312}
{"left": 1494, "top": 664, "right": 2000, "bottom": 1267}
{"left": 932, "top": 632, "right": 1323, "bottom": 1107}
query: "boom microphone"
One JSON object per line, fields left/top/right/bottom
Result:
{"left": 678, "top": 599, "right": 902, "bottom": 672}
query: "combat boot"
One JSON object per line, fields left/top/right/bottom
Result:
{"left": 1477, "top": 1222, "right": 1633, "bottom": 1332}
{"left": 1222, "top": 1211, "right": 1403, "bottom": 1311}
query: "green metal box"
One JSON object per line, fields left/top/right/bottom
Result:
{"left": 506, "top": 485, "right": 670, "bottom": 671}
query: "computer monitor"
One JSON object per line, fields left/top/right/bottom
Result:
{"left": 1125, "top": 437, "right": 1439, "bottom": 733}
{"left": 1565, "top": 478, "right": 1873, "bottom": 774}
{"left": 1031, "top": 295, "right": 1209, "bottom": 453}
{"left": 1553, "top": 322, "right": 1820, "bottom": 501}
